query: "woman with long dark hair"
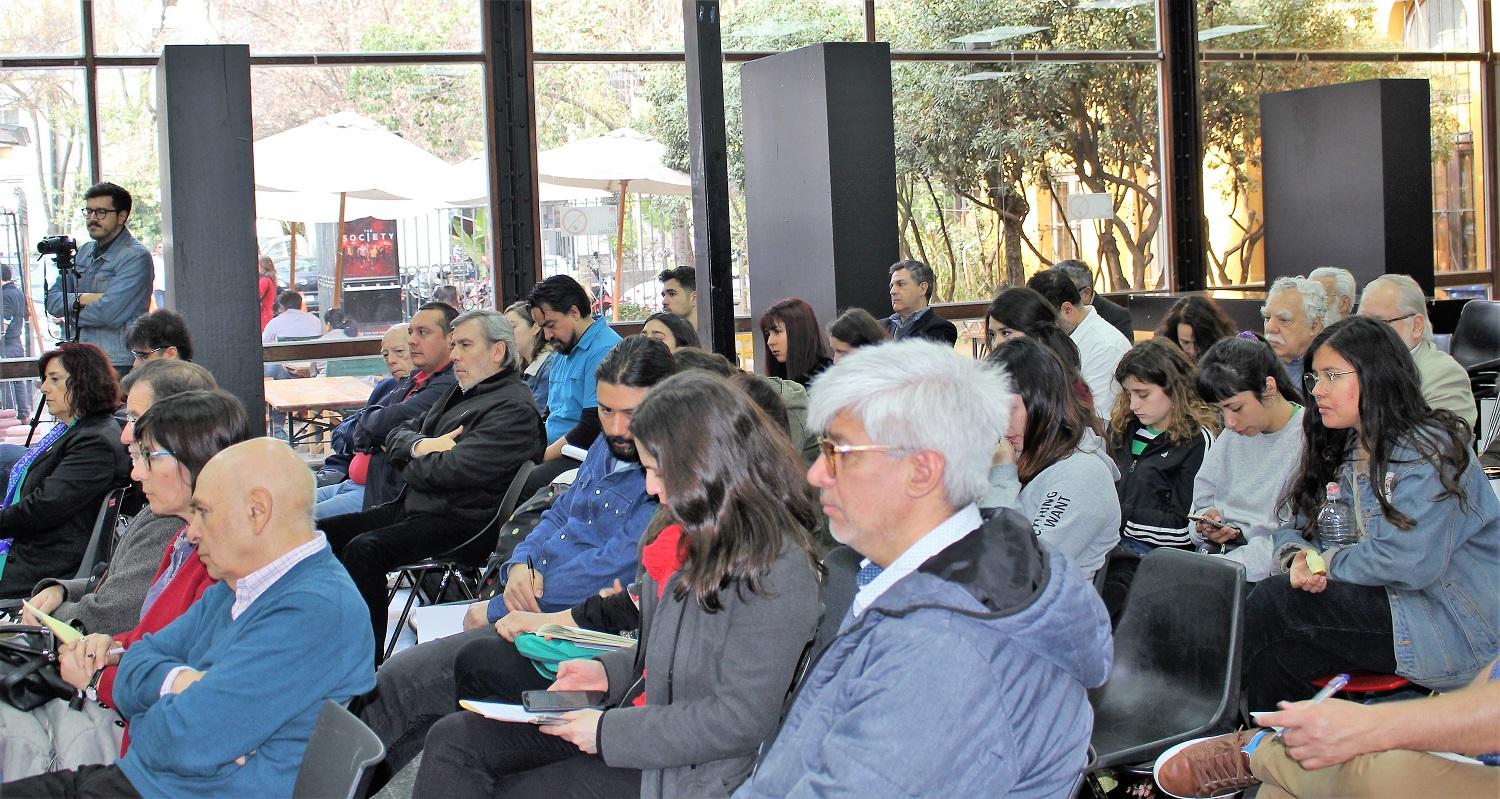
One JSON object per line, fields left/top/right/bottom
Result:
{"left": 504, "top": 301, "right": 553, "bottom": 412}
{"left": 1190, "top": 334, "right": 1305, "bottom": 581}
{"left": 0, "top": 343, "right": 130, "bottom": 598}
{"left": 758, "top": 297, "right": 832, "bottom": 386}
{"left": 415, "top": 371, "right": 821, "bottom": 799}
{"left": 982, "top": 337, "right": 1119, "bottom": 579}
{"left": 641, "top": 312, "right": 699, "bottom": 353}
{"left": 826, "top": 307, "right": 887, "bottom": 362}
{"left": 985, "top": 287, "right": 1096, "bottom": 413}
{"left": 1156, "top": 295, "right": 1237, "bottom": 361}
{"left": 1244, "top": 316, "right": 1500, "bottom": 711}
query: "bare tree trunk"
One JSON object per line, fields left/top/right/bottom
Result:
{"left": 922, "top": 176, "right": 959, "bottom": 302}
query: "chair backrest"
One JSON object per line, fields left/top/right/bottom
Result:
{"left": 324, "top": 356, "right": 389, "bottom": 378}
{"left": 73, "top": 487, "right": 127, "bottom": 580}
{"left": 441, "top": 460, "right": 538, "bottom": 569}
{"left": 292, "top": 700, "right": 385, "bottom": 799}
{"left": 1088, "top": 548, "right": 1246, "bottom": 768}
{"left": 814, "top": 545, "right": 861, "bottom": 662}
{"left": 1449, "top": 300, "right": 1500, "bottom": 369}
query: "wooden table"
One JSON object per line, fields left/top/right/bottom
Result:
{"left": 263, "top": 376, "right": 373, "bottom": 448}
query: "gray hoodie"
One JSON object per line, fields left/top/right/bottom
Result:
{"left": 983, "top": 428, "right": 1121, "bottom": 579}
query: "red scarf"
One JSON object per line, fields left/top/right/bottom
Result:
{"left": 632, "top": 523, "right": 685, "bottom": 707}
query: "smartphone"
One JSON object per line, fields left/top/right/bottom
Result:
{"left": 1185, "top": 513, "right": 1228, "bottom": 529}
{"left": 521, "top": 690, "right": 608, "bottom": 713}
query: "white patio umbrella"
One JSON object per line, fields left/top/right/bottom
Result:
{"left": 253, "top": 111, "right": 454, "bottom": 304}
{"left": 536, "top": 128, "right": 691, "bottom": 319}
{"left": 445, "top": 156, "right": 611, "bottom": 208}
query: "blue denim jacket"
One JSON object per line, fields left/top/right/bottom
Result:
{"left": 492, "top": 435, "right": 657, "bottom": 620}
{"left": 43, "top": 229, "right": 153, "bottom": 366}
{"left": 1272, "top": 442, "right": 1500, "bottom": 691}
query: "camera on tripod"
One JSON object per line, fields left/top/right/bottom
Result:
{"left": 36, "top": 235, "right": 77, "bottom": 269}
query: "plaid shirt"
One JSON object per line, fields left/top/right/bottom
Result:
{"left": 231, "top": 533, "right": 328, "bottom": 620}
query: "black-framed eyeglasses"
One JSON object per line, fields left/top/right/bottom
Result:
{"left": 80, "top": 208, "right": 119, "bottom": 220}
{"left": 130, "top": 347, "right": 163, "bottom": 361}
{"left": 817, "top": 437, "right": 902, "bottom": 477}
{"left": 1302, "top": 369, "right": 1357, "bottom": 395}
{"left": 1370, "top": 312, "right": 1417, "bottom": 325}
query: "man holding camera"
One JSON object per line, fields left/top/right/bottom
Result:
{"left": 44, "top": 182, "right": 154, "bottom": 375}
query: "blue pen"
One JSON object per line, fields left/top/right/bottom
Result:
{"left": 1271, "top": 673, "right": 1348, "bottom": 742}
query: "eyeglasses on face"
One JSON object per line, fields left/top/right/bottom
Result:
{"left": 80, "top": 208, "right": 119, "bottom": 220}
{"left": 130, "top": 448, "right": 175, "bottom": 465}
{"left": 1302, "top": 369, "right": 1356, "bottom": 395}
{"left": 131, "top": 347, "right": 164, "bottom": 361}
{"left": 817, "top": 437, "right": 902, "bottom": 477}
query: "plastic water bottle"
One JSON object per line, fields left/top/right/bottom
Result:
{"left": 1317, "top": 482, "right": 1359, "bottom": 549}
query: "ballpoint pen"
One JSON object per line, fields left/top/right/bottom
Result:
{"left": 1271, "top": 672, "right": 1348, "bottom": 742}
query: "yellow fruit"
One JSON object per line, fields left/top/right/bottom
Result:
{"left": 1304, "top": 548, "right": 1328, "bottom": 576}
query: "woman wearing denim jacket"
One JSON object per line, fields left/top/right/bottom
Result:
{"left": 1244, "top": 317, "right": 1500, "bottom": 712}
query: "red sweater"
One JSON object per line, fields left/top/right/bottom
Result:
{"left": 99, "top": 533, "right": 218, "bottom": 753}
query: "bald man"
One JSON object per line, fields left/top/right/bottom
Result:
{"left": 2, "top": 440, "right": 375, "bottom": 799}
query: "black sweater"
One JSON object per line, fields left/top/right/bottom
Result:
{"left": 1111, "top": 421, "right": 1214, "bottom": 549}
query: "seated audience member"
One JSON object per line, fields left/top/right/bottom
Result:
{"left": 1110, "top": 338, "right": 1219, "bottom": 554}
{"left": 759, "top": 297, "right": 832, "bottom": 388}
{"left": 1053, "top": 258, "right": 1134, "bottom": 340}
{"left": 357, "top": 338, "right": 674, "bottom": 777}
{"left": 883, "top": 259, "right": 958, "bottom": 345}
{"left": 1155, "top": 653, "right": 1500, "bottom": 799}
{"left": 1156, "top": 295, "right": 1237, "bottom": 362}
{"left": 315, "top": 315, "right": 457, "bottom": 518}
{"left": 322, "top": 309, "right": 543, "bottom": 661}
{"left": 123, "top": 309, "right": 193, "bottom": 365}
{"left": 982, "top": 338, "right": 1120, "bottom": 580}
{"left": 415, "top": 371, "right": 821, "bottom": 799}
{"left": 0, "top": 439, "right": 375, "bottom": 798}
{"left": 657, "top": 266, "right": 698, "bottom": 327}
{"left": 1244, "top": 316, "right": 1500, "bottom": 711}
{"left": 1358, "top": 273, "right": 1476, "bottom": 430}
{"left": 736, "top": 339, "right": 1111, "bottom": 798}
{"left": 827, "top": 307, "right": 888, "bottom": 362}
{"left": 0, "top": 344, "right": 131, "bottom": 599}
{"left": 504, "top": 301, "right": 553, "bottom": 413}
{"left": 1308, "top": 265, "right": 1357, "bottom": 322}
{"left": 673, "top": 347, "right": 735, "bottom": 376}
{"left": 641, "top": 311, "right": 699, "bottom": 353}
{"left": 986, "top": 286, "right": 1093, "bottom": 408}
{"left": 529, "top": 276, "right": 622, "bottom": 476}
{"left": 0, "top": 390, "right": 252, "bottom": 779}
{"left": 20, "top": 359, "right": 216, "bottom": 634}
{"left": 1191, "top": 335, "right": 1305, "bottom": 581}
{"left": 320, "top": 307, "right": 358, "bottom": 339}
{"left": 1027, "top": 270, "right": 1131, "bottom": 416}
{"left": 1262, "top": 276, "right": 1332, "bottom": 397}
{"left": 260, "top": 290, "right": 322, "bottom": 344}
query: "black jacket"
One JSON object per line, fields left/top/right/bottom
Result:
{"left": 356, "top": 363, "right": 458, "bottom": 510}
{"left": 0, "top": 412, "right": 130, "bottom": 598}
{"left": 1093, "top": 295, "right": 1135, "bottom": 341}
{"left": 385, "top": 367, "right": 543, "bottom": 525}
{"left": 1110, "top": 421, "right": 1214, "bottom": 549}
{"left": 887, "top": 308, "right": 959, "bottom": 346}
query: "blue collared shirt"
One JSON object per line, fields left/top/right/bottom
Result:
{"left": 43, "top": 228, "right": 154, "bottom": 365}
{"left": 884, "top": 306, "right": 931, "bottom": 338}
{"left": 543, "top": 319, "right": 622, "bottom": 442}
{"left": 492, "top": 435, "right": 657, "bottom": 619}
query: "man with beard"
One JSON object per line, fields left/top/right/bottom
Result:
{"left": 529, "top": 275, "right": 623, "bottom": 464}
{"left": 354, "top": 335, "right": 675, "bottom": 782}
{"left": 1262, "top": 276, "right": 1332, "bottom": 399}
{"left": 45, "top": 182, "right": 153, "bottom": 375}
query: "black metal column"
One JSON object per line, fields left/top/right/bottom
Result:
{"left": 1158, "top": 0, "right": 1206, "bottom": 292}
{"left": 683, "top": 0, "right": 735, "bottom": 359}
{"left": 483, "top": 0, "right": 541, "bottom": 308}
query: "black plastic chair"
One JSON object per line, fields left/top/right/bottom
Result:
{"left": 73, "top": 486, "right": 127, "bottom": 580}
{"left": 292, "top": 700, "right": 385, "bottom": 799}
{"left": 1087, "top": 549, "right": 1246, "bottom": 776}
{"left": 1449, "top": 300, "right": 1500, "bottom": 444}
{"left": 382, "top": 461, "right": 537, "bottom": 661}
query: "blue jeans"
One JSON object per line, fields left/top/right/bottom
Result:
{"left": 315, "top": 481, "right": 366, "bottom": 520}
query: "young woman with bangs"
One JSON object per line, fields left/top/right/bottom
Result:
{"left": 758, "top": 298, "right": 832, "bottom": 387}
{"left": 985, "top": 287, "right": 1095, "bottom": 413}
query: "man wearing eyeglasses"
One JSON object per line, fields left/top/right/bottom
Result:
{"left": 1358, "top": 274, "right": 1475, "bottom": 430}
{"left": 43, "top": 182, "right": 154, "bottom": 375}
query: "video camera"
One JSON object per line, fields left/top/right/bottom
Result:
{"left": 36, "top": 235, "right": 77, "bottom": 270}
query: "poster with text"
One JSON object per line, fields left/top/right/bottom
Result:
{"left": 340, "top": 217, "right": 399, "bottom": 279}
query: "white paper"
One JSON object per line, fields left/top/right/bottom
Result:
{"left": 459, "top": 700, "right": 565, "bottom": 725}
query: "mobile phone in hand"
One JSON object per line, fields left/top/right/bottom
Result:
{"left": 521, "top": 690, "right": 608, "bottom": 713}
{"left": 1186, "top": 513, "right": 1227, "bottom": 529}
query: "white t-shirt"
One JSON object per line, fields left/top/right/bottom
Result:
{"left": 1070, "top": 306, "right": 1131, "bottom": 418}
{"left": 261, "top": 308, "right": 323, "bottom": 344}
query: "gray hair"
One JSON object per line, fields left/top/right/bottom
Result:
{"left": 1266, "top": 276, "right": 1333, "bottom": 328}
{"left": 889, "top": 259, "right": 937, "bottom": 301}
{"left": 452, "top": 308, "right": 521, "bottom": 372}
{"left": 808, "top": 339, "right": 1011, "bottom": 508}
{"left": 1361, "top": 273, "right": 1433, "bottom": 345}
{"left": 1052, "top": 260, "right": 1095, "bottom": 294}
{"left": 1308, "top": 267, "right": 1357, "bottom": 313}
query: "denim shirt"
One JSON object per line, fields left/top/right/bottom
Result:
{"left": 42, "top": 229, "right": 154, "bottom": 365}
{"left": 543, "top": 321, "right": 622, "bottom": 442}
{"left": 1271, "top": 441, "right": 1500, "bottom": 691}
{"left": 493, "top": 435, "right": 657, "bottom": 620}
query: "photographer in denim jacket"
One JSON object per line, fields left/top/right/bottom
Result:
{"left": 44, "top": 183, "right": 153, "bottom": 373}
{"left": 1245, "top": 316, "right": 1500, "bottom": 712}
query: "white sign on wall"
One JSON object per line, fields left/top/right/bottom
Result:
{"left": 559, "top": 206, "right": 617, "bottom": 236}
{"left": 1066, "top": 192, "right": 1114, "bottom": 220}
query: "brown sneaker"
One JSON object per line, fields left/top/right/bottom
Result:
{"left": 1153, "top": 730, "right": 1264, "bottom": 798}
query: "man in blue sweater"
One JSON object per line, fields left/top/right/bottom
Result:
{"left": 2, "top": 439, "right": 374, "bottom": 798}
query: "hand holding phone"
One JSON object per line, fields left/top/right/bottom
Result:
{"left": 1185, "top": 513, "right": 1227, "bottom": 529}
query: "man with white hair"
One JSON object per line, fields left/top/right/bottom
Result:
{"left": 1358, "top": 274, "right": 1475, "bottom": 429}
{"left": 734, "top": 340, "right": 1112, "bottom": 799}
{"left": 1263, "top": 276, "right": 1332, "bottom": 397}
{"left": 320, "top": 308, "right": 544, "bottom": 663}
{"left": 1309, "top": 266, "right": 1358, "bottom": 321}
